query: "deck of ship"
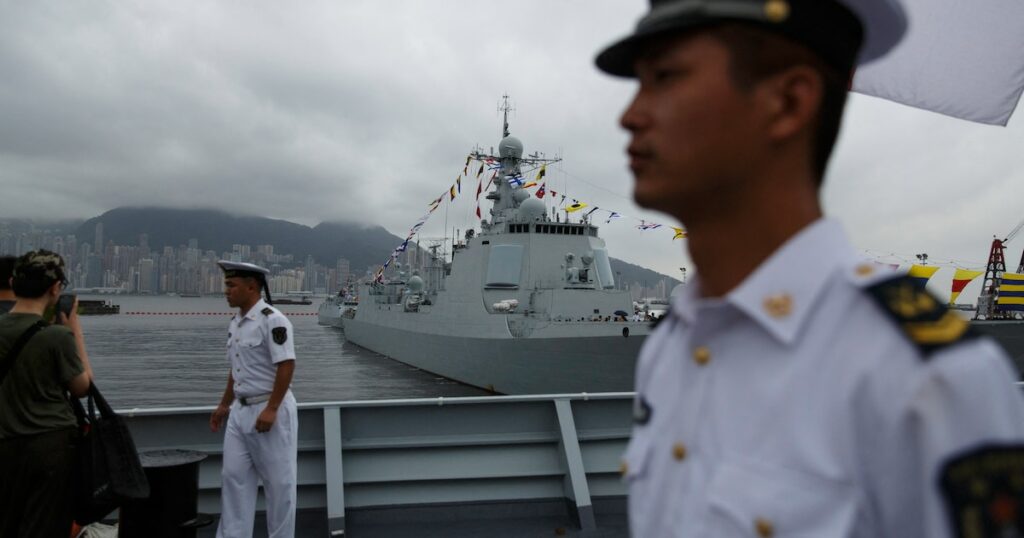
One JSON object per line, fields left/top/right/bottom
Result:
{"left": 123, "top": 392, "right": 633, "bottom": 537}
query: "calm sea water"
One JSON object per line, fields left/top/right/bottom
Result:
{"left": 77, "top": 295, "right": 488, "bottom": 409}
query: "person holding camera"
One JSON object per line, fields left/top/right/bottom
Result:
{"left": 0, "top": 249, "right": 94, "bottom": 537}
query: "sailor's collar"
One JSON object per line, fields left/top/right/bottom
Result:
{"left": 671, "top": 218, "right": 860, "bottom": 344}
{"left": 236, "top": 298, "right": 270, "bottom": 322}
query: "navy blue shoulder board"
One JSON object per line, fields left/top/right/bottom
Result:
{"left": 864, "top": 275, "right": 975, "bottom": 357}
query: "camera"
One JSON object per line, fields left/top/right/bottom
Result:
{"left": 54, "top": 293, "right": 76, "bottom": 324}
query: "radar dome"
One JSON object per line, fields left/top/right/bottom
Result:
{"left": 499, "top": 136, "right": 524, "bottom": 159}
{"left": 408, "top": 275, "right": 425, "bottom": 293}
{"left": 518, "top": 197, "right": 545, "bottom": 220}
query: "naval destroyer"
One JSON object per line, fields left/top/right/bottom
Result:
{"left": 343, "top": 102, "right": 652, "bottom": 394}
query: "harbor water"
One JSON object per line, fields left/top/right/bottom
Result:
{"left": 77, "top": 295, "right": 489, "bottom": 409}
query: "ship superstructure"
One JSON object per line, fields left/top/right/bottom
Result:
{"left": 343, "top": 99, "right": 651, "bottom": 394}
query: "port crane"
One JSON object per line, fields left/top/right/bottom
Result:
{"left": 976, "top": 217, "right": 1024, "bottom": 319}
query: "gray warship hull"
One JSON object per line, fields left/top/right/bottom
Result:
{"left": 345, "top": 317, "right": 645, "bottom": 394}
{"left": 972, "top": 320, "right": 1024, "bottom": 376}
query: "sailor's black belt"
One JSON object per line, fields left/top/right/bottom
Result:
{"left": 238, "top": 394, "right": 271, "bottom": 406}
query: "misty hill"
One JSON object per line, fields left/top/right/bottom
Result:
{"left": 74, "top": 207, "right": 681, "bottom": 289}
{"left": 610, "top": 257, "right": 682, "bottom": 294}
{"left": 76, "top": 207, "right": 399, "bottom": 274}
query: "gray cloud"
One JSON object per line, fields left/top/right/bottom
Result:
{"left": 1, "top": 1, "right": 1022, "bottom": 299}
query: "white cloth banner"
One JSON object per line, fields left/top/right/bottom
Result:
{"left": 852, "top": 0, "right": 1024, "bottom": 126}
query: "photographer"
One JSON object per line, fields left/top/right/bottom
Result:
{"left": 0, "top": 250, "right": 94, "bottom": 537}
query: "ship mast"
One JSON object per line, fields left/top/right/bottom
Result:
{"left": 500, "top": 94, "right": 513, "bottom": 138}
{"left": 472, "top": 96, "right": 561, "bottom": 226}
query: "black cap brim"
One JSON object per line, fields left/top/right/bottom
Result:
{"left": 596, "top": 19, "right": 714, "bottom": 77}
{"left": 594, "top": 0, "right": 902, "bottom": 79}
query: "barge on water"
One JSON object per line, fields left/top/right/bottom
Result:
{"left": 79, "top": 299, "right": 120, "bottom": 315}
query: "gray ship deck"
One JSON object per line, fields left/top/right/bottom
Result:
{"left": 122, "top": 392, "right": 633, "bottom": 537}
{"left": 197, "top": 503, "right": 629, "bottom": 537}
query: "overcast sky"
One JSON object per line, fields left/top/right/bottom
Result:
{"left": 1, "top": 1, "right": 1022, "bottom": 300}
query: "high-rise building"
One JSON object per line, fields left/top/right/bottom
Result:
{"left": 94, "top": 223, "right": 104, "bottom": 255}
{"left": 138, "top": 258, "right": 155, "bottom": 293}
{"left": 85, "top": 255, "right": 103, "bottom": 288}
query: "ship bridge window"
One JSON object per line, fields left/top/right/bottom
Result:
{"left": 593, "top": 248, "right": 615, "bottom": 289}
{"left": 485, "top": 245, "right": 523, "bottom": 289}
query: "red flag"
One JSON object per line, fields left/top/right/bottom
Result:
{"left": 536, "top": 184, "right": 546, "bottom": 198}
{"left": 476, "top": 205, "right": 481, "bottom": 219}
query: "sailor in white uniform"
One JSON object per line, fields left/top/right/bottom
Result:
{"left": 595, "top": 1, "right": 1024, "bottom": 536}
{"left": 210, "top": 261, "right": 297, "bottom": 538}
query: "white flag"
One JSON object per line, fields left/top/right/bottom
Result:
{"left": 852, "top": 0, "right": 1024, "bottom": 126}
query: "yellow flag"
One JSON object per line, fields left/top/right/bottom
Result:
{"left": 907, "top": 264, "right": 940, "bottom": 288}
{"left": 672, "top": 227, "right": 687, "bottom": 240}
{"left": 566, "top": 202, "right": 588, "bottom": 213}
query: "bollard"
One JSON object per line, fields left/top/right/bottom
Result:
{"left": 119, "top": 449, "right": 213, "bottom": 538}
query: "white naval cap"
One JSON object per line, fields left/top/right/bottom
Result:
{"left": 595, "top": 0, "right": 908, "bottom": 77}
{"left": 217, "top": 260, "right": 270, "bottom": 278}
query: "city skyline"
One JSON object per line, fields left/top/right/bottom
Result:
{"left": 0, "top": 220, "right": 676, "bottom": 301}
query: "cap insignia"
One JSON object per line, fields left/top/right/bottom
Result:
{"left": 764, "top": 0, "right": 790, "bottom": 23}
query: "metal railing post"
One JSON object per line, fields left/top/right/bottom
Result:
{"left": 554, "top": 399, "right": 596, "bottom": 530}
{"left": 323, "top": 406, "right": 347, "bottom": 536}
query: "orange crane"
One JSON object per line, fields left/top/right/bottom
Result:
{"left": 976, "top": 217, "right": 1024, "bottom": 319}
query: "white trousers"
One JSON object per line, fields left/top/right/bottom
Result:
{"left": 216, "top": 391, "right": 298, "bottom": 538}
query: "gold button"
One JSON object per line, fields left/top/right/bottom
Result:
{"left": 755, "top": 518, "right": 774, "bottom": 537}
{"left": 855, "top": 263, "right": 875, "bottom": 277}
{"left": 672, "top": 442, "right": 687, "bottom": 461}
{"left": 763, "top": 293, "right": 793, "bottom": 318}
{"left": 619, "top": 461, "right": 629, "bottom": 476}
{"left": 693, "top": 346, "right": 711, "bottom": 366}
{"left": 764, "top": 0, "right": 789, "bottom": 22}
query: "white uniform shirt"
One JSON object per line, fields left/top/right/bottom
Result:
{"left": 626, "top": 218, "right": 1024, "bottom": 538}
{"left": 226, "top": 299, "right": 295, "bottom": 399}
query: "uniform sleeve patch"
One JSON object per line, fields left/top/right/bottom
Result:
{"left": 633, "top": 396, "right": 652, "bottom": 425}
{"left": 864, "top": 275, "right": 974, "bottom": 357}
{"left": 940, "top": 444, "right": 1024, "bottom": 537}
{"left": 261, "top": 307, "right": 274, "bottom": 316}
{"left": 272, "top": 326, "right": 288, "bottom": 345}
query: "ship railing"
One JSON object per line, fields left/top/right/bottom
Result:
{"left": 120, "top": 392, "right": 635, "bottom": 535}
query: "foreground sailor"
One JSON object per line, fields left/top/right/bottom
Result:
{"left": 597, "top": 1, "right": 1024, "bottom": 536}
{"left": 210, "top": 261, "right": 297, "bottom": 538}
